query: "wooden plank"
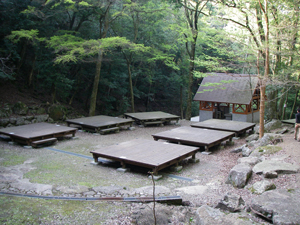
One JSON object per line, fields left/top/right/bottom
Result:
{"left": 100, "top": 127, "right": 120, "bottom": 135}
{"left": 191, "top": 119, "right": 256, "bottom": 135}
{"left": 90, "top": 139, "right": 198, "bottom": 173}
{"left": 31, "top": 138, "right": 57, "bottom": 147}
{"left": 152, "top": 126, "right": 235, "bottom": 149}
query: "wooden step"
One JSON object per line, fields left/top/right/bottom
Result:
{"left": 143, "top": 121, "right": 163, "bottom": 126}
{"left": 31, "top": 138, "right": 57, "bottom": 147}
{"left": 100, "top": 127, "right": 120, "bottom": 135}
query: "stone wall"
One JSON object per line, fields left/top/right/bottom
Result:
{"left": 0, "top": 101, "right": 70, "bottom": 128}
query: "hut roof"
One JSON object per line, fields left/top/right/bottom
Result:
{"left": 193, "top": 73, "right": 259, "bottom": 105}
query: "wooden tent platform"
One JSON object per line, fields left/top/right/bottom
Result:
{"left": 152, "top": 126, "right": 235, "bottom": 151}
{"left": 90, "top": 139, "right": 199, "bottom": 174}
{"left": 281, "top": 119, "right": 295, "bottom": 125}
{"left": 124, "top": 111, "right": 180, "bottom": 126}
{"left": 0, "top": 122, "right": 77, "bottom": 147}
{"left": 191, "top": 119, "right": 256, "bottom": 136}
{"left": 66, "top": 115, "right": 134, "bottom": 134}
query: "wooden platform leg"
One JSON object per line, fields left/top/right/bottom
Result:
{"left": 93, "top": 155, "right": 98, "bottom": 163}
{"left": 117, "top": 161, "right": 130, "bottom": 172}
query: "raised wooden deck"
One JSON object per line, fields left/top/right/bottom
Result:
{"left": 66, "top": 115, "right": 134, "bottom": 134}
{"left": 152, "top": 126, "right": 235, "bottom": 151}
{"left": 90, "top": 139, "right": 199, "bottom": 174}
{"left": 124, "top": 111, "right": 180, "bottom": 126}
{"left": 191, "top": 119, "right": 256, "bottom": 136}
{"left": 0, "top": 122, "right": 77, "bottom": 146}
{"left": 281, "top": 119, "right": 295, "bottom": 125}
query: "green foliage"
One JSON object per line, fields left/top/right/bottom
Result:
{"left": 7, "top": 29, "right": 42, "bottom": 44}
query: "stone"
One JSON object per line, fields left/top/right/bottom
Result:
{"left": 215, "top": 192, "right": 245, "bottom": 212}
{"left": 250, "top": 180, "right": 276, "bottom": 194}
{"left": 241, "top": 145, "right": 252, "bottom": 157}
{"left": 250, "top": 189, "right": 300, "bottom": 224}
{"left": 0, "top": 118, "right": 10, "bottom": 127}
{"left": 194, "top": 205, "right": 253, "bottom": 225}
{"left": 92, "top": 185, "right": 123, "bottom": 195}
{"left": 275, "top": 128, "right": 288, "bottom": 134}
{"left": 230, "top": 144, "right": 245, "bottom": 153}
{"left": 264, "top": 171, "right": 278, "bottom": 178}
{"left": 12, "top": 101, "right": 28, "bottom": 115}
{"left": 237, "top": 156, "right": 261, "bottom": 166}
{"left": 48, "top": 104, "right": 66, "bottom": 121}
{"left": 35, "top": 114, "right": 49, "bottom": 123}
{"left": 264, "top": 119, "right": 282, "bottom": 132}
{"left": 226, "top": 163, "right": 252, "bottom": 188}
{"left": 15, "top": 117, "right": 25, "bottom": 126}
{"left": 252, "top": 159, "right": 300, "bottom": 175}
{"left": 117, "top": 167, "right": 130, "bottom": 172}
{"left": 9, "top": 117, "right": 17, "bottom": 125}
{"left": 245, "top": 134, "right": 259, "bottom": 142}
{"left": 250, "top": 145, "right": 282, "bottom": 157}
{"left": 170, "top": 165, "right": 182, "bottom": 172}
{"left": 55, "top": 185, "right": 89, "bottom": 194}
{"left": 259, "top": 133, "right": 283, "bottom": 146}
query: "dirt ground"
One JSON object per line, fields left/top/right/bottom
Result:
{"left": 0, "top": 120, "right": 299, "bottom": 224}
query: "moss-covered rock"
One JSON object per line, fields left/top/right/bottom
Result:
{"left": 48, "top": 104, "right": 66, "bottom": 121}
{"left": 12, "top": 102, "right": 28, "bottom": 115}
{"left": 250, "top": 145, "right": 282, "bottom": 157}
{"left": 0, "top": 103, "right": 12, "bottom": 118}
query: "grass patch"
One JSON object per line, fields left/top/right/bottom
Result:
{"left": 0, "top": 149, "right": 29, "bottom": 167}
{"left": 0, "top": 195, "right": 128, "bottom": 224}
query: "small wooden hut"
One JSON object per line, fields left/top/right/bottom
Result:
{"left": 193, "top": 73, "right": 260, "bottom": 123}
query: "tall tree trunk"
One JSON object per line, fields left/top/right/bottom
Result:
{"left": 258, "top": 0, "right": 269, "bottom": 138}
{"left": 127, "top": 61, "right": 135, "bottom": 113}
{"left": 282, "top": 90, "right": 289, "bottom": 120}
{"left": 16, "top": 41, "right": 28, "bottom": 76}
{"left": 185, "top": 40, "right": 196, "bottom": 120}
{"left": 89, "top": 51, "right": 103, "bottom": 116}
{"left": 180, "top": 85, "right": 183, "bottom": 119}
{"left": 28, "top": 55, "right": 37, "bottom": 87}
{"left": 290, "top": 75, "right": 300, "bottom": 118}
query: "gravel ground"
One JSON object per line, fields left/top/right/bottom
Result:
{"left": 0, "top": 119, "right": 299, "bottom": 224}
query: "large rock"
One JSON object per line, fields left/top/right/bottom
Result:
{"left": 237, "top": 156, "right": 261, "bottom": 166}
{"left": 241, "top": 145, "right": 252, "bottom": 157}
{"left": 259, "top": 133, "right": 283, "bottom": 146}
{"left": 264, "top": 119, "right": 282, "bottom": 132}
{"left": 226, "top": 164, "right": 252, "bottom": 188}
{"left": 12, "top": 101, "right": 28, "bottom": 115}
{"left": 252, "top": 159, "right": 300, "bottom": 175}
{"left": 250, "top": 145, "right": 282, "bottom": 157}
{"left": 0, "top": 118, "right": 10, "bottom": 127}
{"left": 250, "top": 179, "right": 276, "bottom": 194}
{"left": 48, "top": 104, "right": 66, "bottom": 121}
{"left": 194, "top": 205, "right": 253, "bottom": 225}
{"left": 35, "top": 114, "right": 49, "bottom": 123}
{"left": 245, "top": 134, "right": 259, "bottom": 142}
{"left": 251, "top": 189, "right": 300, "bottom": 224}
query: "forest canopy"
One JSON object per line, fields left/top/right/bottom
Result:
{"left": 1, "top": 0, "right": 300, "bottom": 122}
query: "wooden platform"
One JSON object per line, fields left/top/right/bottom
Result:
{"left": 66, "top": 115, "right": 134, "bottom": 134}
{"left": 0, "top": 122, "right": 77, "bottom": 146}
{"left": 281, "top": 119, "right": 295, "bottom": 125}
{"left": 152, "top": 126, "right": 235, "bottom": 151}
{"left": 124, "top": 111, "right": 180, "bottom": 126}
{"left": 90, "top": 139, "right": 199, "bottom": 174}
{"left": 191, "top": 119, "right": 256, "bottom": 136}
